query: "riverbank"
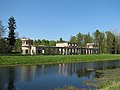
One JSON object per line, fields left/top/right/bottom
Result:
{"left": 84, "top": 68, "right": 120, "bottom": 90}
{"left": 95, "top": 68, "right": 120, "bottom": 90}
{"left": 0, "top": 54, "right": 120, "bottom": 66}
{"left": 55, "top": 68, "right": 120, "bottom": 90}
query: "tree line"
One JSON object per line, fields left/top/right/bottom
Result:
{"left": 69, "top": 30, "right": 120, "bottom": 54}
{"left": 33, "top": 37, "right": 66, "bottom": 46}
{"left": 0, "top": 16, "right": 120, "bottom": 54}
{"left": 33, "top": 30, "right": 120, "bottom": 54}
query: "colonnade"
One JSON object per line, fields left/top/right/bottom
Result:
{"left": 35, "top": 46, "right": 99, "bottom": 55}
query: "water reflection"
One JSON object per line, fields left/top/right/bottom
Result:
{"left": 0, "top": 60, "right": 120, "bottom": 90}
{"left": 7, "top": 79, "right": 15, "bottom": 90}
{"left": 20, "top": 66, "right": 36, "bottom": 81}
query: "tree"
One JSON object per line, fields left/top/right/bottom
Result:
{"left": 105, "top": 31, "right": 115, "bottom": 54}
{"left": 76, "top": 32, "right": 83, "bottom": 46}
{"left": 8, "top": 16, "right": 16, "bottom": 48}
{"left": 49, "top": 40, "right": 56, "bottom": 46}
{"left": 99, "top": 32, "right": 105, "bottom": 53}
{"left": 0, "top": 20, "right": 9, "bottom": 53}
{"left": 93, "top": 29, "right": 100, "bottom": 47}
{"left": 46, "top": 40, "right": 49, "bottom": 46}
{"left": 14, "top": 39, "right": 21, "bottom": 53}
{"left": 87, "top": 32, "right": 92, "bottom": 43}
{"left": 33, "top": 40, "right": 37, "bottom": 45}
{"left": 82, "top": 34, "right": 88, "bottom": 46}
{"left": 0, "top": 20, "right": 6, "bottom": 38}
{"left": 59, "top": 38, "right": 63, "bottom": 43}
{"left": 38, "top": 39, "right": 41, "bottom": 45}
{"left": 69, "top": 36, "right": 77, "bottom": 43}
{"left": 93, "top": 29, "right": 105, "bottom": 53}
{"left": 41, "top": 39, "right": 46, "bottom": 45}
{"left": 115, "top": 34, "right": 120, "bottom": 54}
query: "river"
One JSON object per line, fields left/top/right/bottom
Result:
{"left": 0, "top": 60, "right": 120, "bottom": 90}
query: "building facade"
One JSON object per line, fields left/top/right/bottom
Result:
{"left": 21, "top": 38, "right": 33, "bottom": 54}
{"left": 21, "top": 38, "right": 99, "bottom": 55}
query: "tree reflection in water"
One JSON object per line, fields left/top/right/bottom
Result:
{"left": 7, "top": 79, "right": 15, "bottom": 90}
{"left": 0, "top": 60, "right": 120, "bottom": 90}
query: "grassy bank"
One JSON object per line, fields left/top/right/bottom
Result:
{"left": 0, "top": 54, "right": 120, "bottom": 66}
{"left": 55, "top": 68, "right": 120, "bottom": 90}
{"left": 95, "top": 68, "right": 120, "bottom": 90}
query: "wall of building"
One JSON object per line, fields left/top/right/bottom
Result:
{"left": 56, "top": 43, "right": 68, "bottom": 47}
{"left": 21, "top": 39, "right": 99, "bottom": 55}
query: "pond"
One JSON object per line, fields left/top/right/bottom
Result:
{"left": 0, "top": 60, "right": 120, "bottom": 90}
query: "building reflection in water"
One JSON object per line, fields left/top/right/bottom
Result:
{"left": 20, "top": 65, "right": 36, "bottom": 81}
{"left": 58, "top": 63, "right": 95, "bottom": 78}
{"left": 0, "top": 60, "right": 120, "bottom": 90}
{"left": 58, "top": 63, "right": 77, "bottom": 76}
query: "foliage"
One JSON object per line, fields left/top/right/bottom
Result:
{"left": 14, "top": 39, "right": 22, "bottom": 52}
{"left": 76, "top": 32, "right": 83, "bottom": 46}
{"left": 0, "top": 20, "right": 10, "bottom": 53}
{"left": 57, "top": 37, "right": 65, "bottom": 43}
{"left": 105, "top": 31, "right": 116, "bottom": 54}
{"left": 69, "top": 36, "right": 77, "bottom": 43}
{"left": 0, "top": 20, "right": 6, "bottom": 38}
{"left": 93, "top": 30, "right": 105, "bottom": 53}
{"left": 49, "top": 40, "right": 56, "bottom": 46}
{"left": 8, "top": 16, "right": 16, "bottom": 47}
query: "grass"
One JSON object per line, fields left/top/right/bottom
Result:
{"left": 54, "top": 85, "right": 80, "bottom": 90}
{"left": 0, "top": 54, "right": 120, "bottom": 89}
{"left": 94, "top": 68, "right": 120, "bottom": 90}
{"left": 0, "top": 54, "right": 120, "bottom": 66}
{"left": 55, "top": 68, "right": 120, "bottom": 90}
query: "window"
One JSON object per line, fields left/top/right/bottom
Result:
{"left": 26, "top": 41, "right": 28, "bottom": 45}
{"left": 26, "top": 50, "right": 28, "bottom": 54}
{"left": 38, "top": 50, "right": 41, "bottom": 53}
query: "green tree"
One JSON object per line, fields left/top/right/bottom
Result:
{"left": 116, "top": 34, "right": 120, "bottom": 54}
{"left": 33, "top": 40, "right": 37, "bottom": 45}
{"left": 69, "top": 36, "right": 77, "bottom": 43}
{"left": 14, "top": 39, "right": 22, "bottom": 53}
{"left": 46, "top": 40, "right": 49, "bottom": 46}
{"left": 87, "top": 32, "right": 92, "bottom": 43}
{"left": 76, "top": 32, "right": 83, "bottom": 46}
{"left": 8, "top": 16, "right": 16, "bottom": 48}
{"left": 105, "top": 31, "right": 115, "bottom": 54}
{"left": 0, "top": 20, "right": 6, "bottom": 38}
{"left": 59, "top": 38, "right": 63, "bottom": 43}
{"left": 93, "top": 29, "right": 100, "bottom": 47}
{"left": 41, "top": 39, "right": 46, "bottom": 45}
{"left": 93, "top": 29, "right": 105, "bottom": 53}
{"left": 57, "top": 37, "right": 66, "bottom": 43}
{"left": 112, "top": 31, "right": 120, "bottom": 54}
{"left": 99, "top": 32, "right": 105, "bottom": 53}
{"left": 0, "top": 20, "right": 9, "bottom": 53}
{"left": 38, "top": 39, "right": 41, "bottom": 45}
{"left": 82, "top": 34, "right": 87, "bottom": 46}
{"left": 49, "top": 40, "right": 56, "bottom": 46}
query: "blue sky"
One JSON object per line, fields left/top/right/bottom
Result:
{"left": 0, "top": 0, "right": 120, "bottom": 40}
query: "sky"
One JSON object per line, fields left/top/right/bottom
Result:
{"left": 0, "top": 0, "right": 120, "bottom": 41}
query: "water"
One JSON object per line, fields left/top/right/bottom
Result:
{"left": 0, "top": 60, "right": 120, "bottom": 90}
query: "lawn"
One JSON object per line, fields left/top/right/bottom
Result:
{"left": 0, "top": 54, "right": 120, "bottom": 66}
